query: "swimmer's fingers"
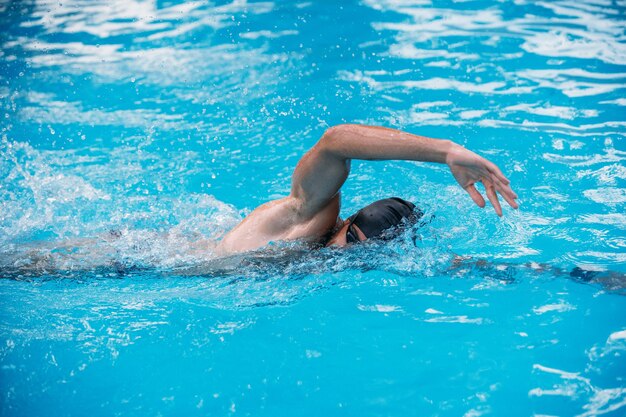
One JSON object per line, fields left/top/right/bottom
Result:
{"left": 492, "top": 176, "right": 519, "bottom": 209}
{"left": 485, "top": 161, "right": 510, "bottom": 185}
{"left": 464, "top": 184, "right": 486, "bottom": 209}
{"left": 483, "top": 180, "right": 503, "bottom": 216}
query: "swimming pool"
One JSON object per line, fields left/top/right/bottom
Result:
{"left": 1, "top": 0, "right": 625, "bottom": 415}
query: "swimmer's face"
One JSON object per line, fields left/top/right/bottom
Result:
{"left": 325, "top": 218, "right": 367, "bottom": 247}
{"left": 325, "top": 197, "right": 420, "bottom": 248}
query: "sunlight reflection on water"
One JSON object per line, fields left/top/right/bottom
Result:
{"left": 0, "top": 0, "right": 625, "bottom": 416}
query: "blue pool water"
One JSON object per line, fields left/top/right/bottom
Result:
{"left": 1, "top": 0, "right": 625, "bottom": 415}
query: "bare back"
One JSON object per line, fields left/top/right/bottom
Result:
{"left": 216, "top": 194, "right": 341, "bottom": 254}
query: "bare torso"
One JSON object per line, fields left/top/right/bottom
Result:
{"left": 215, "top": 194, "right": 341, "bottom": 254}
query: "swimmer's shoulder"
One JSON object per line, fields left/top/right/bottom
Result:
{"left": 217, "top": 196, "right": 339, "bottom": 254}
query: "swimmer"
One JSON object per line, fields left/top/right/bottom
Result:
{"left": 216, "top": 124, "right": 519, "bottom": 254}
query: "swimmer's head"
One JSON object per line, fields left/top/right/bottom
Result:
{"left": 325, "top": 197, "right": 422, "bottom": 247}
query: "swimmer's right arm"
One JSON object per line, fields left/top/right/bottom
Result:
{"left": 290, "top": 124, "right": 518, "bottom": 217}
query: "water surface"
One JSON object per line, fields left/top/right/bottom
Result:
{"left": 1, "top": 0, "right": 625, "bottom": 416}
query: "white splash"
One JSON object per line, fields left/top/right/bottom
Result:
{"left": 532, "top": 302, "right": 575, "bottom": 315}
{"left": 357, "top": 304, "right": 402, "bottom": 313}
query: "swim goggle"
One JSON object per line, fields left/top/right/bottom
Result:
{"left": 345, "top": 214, "right": 364, "bottom": 244}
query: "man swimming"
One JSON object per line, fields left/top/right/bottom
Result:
{"left": 216, "top": 124, "right": 518, "bottom": 254}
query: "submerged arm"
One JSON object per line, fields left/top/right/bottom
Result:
{"left": 291, "top": 124, "right": 518, "bottom": 217}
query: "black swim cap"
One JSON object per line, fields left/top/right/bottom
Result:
{"left": 348, "top": 197, "right": 422, "bottom": 241}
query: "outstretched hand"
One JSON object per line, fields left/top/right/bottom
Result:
{"left": 445, "top": 144, "right": 519, "bottom": 216}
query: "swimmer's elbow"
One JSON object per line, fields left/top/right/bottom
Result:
{"left": 322, "top": 124, "right": 352, "bottom": 142}
{"left": 318, "top": 124, "right": 353, "bottom": 158}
